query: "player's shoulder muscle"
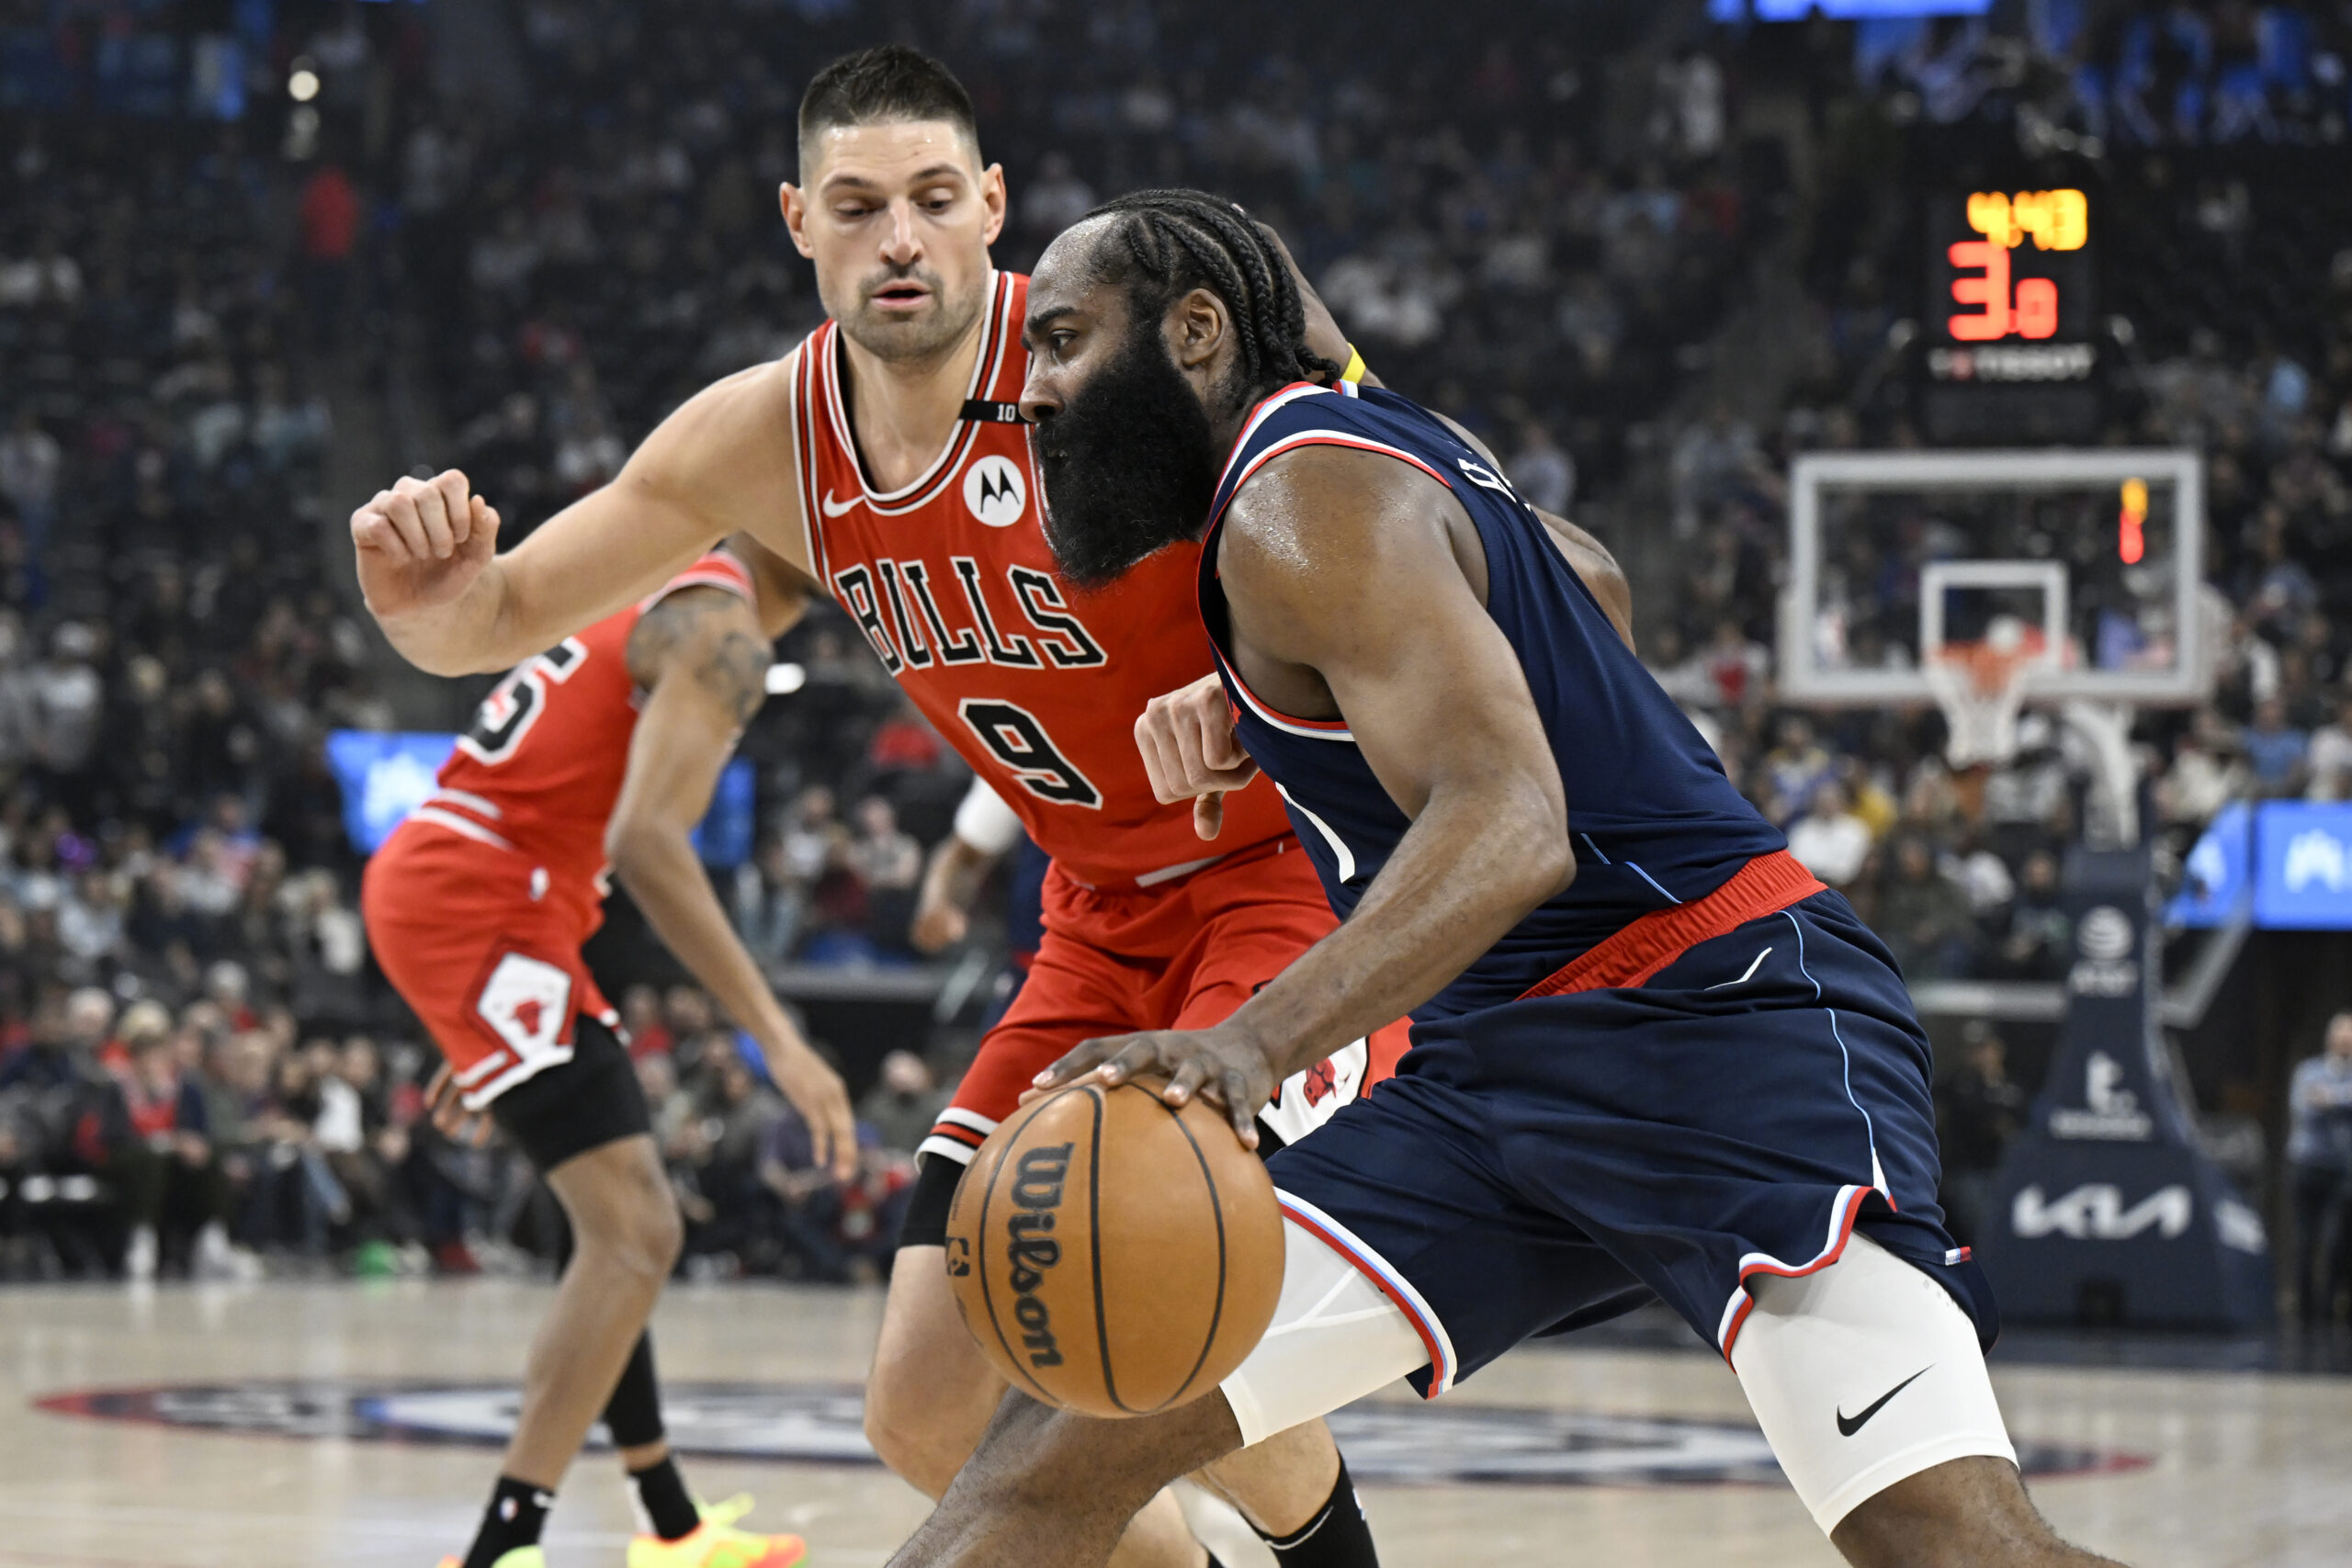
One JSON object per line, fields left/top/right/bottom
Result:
{"left": 1221, "top": 443, "right": 1465, "bottom": 662}
{"left": 621, "top": 352, "right": 811, "bottom": 578}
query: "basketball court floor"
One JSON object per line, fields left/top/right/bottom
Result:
{"left": 4, "top": 1279, "right": 2347, "bottom": 1567}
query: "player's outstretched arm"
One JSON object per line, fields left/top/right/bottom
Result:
{"left": 1044, "top": 448, "right": 1575, "bottom": 1139}
{"left": 608, "top": 582, "right": 857, "bottom": 1179}
{"left": 353, "top": 359, "right": 811, "bottom": 676}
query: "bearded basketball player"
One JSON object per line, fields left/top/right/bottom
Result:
{"left": 351, "top": 47, "right": 1387, "bottom": 1568}
{"left": 877, "top": 190, "right": 2132, "bottom": 1568}
{"left": 362, "top": 539, "right": 854, "bottom": 1568}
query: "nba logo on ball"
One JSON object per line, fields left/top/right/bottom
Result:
{"left": 964, "top": 455, "right": 1026, "bottom": 526}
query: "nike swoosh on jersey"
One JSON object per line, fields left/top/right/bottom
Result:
{"left": 820, "top": 490, "right": 864, "bottom": 517}
{"left": 1836, "top": 1365, "right": 1931, "bottom": 1437}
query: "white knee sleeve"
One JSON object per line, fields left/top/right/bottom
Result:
{"left": 1732, "top": 1232, "right": 2018, "bottom": 1536}
{"left": 1218, "top": 1210, "right": 1431, "bottom": 1449}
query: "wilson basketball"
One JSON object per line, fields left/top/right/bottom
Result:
{"left": 944, "top": 1078, "right": 1285, "bottom": 1419}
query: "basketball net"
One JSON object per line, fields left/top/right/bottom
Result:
{"left": 1925, "top": 627, "right": 2046, "bottom": 769}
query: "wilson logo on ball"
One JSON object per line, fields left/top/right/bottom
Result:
{"left": 946, "top": 1079, "right": 1284, "bottom": 1420}
{"left": 1006, "top": 1144, "right": 1073, "bottom": 1369}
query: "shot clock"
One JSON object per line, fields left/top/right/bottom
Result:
{"left": 1919, "top": 185, "right": 2104, "bottom": 444}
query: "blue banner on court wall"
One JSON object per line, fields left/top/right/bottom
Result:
{"left": 2167, "top": 800, "right": 2352, "bottom": 931}
{"left": 325, "top": 731, "right": 754, "bottom": 868}
{"left": 2253, "top": 801, "right": 2352, "bottom": 930}
{"left": 2165, "top": 801, "right": 2251, "bottom": 928}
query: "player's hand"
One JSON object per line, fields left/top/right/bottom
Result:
{"left": 1034, "top": 1024, "right": 1276, "bottom": 1149}
{"left": 352, "top": 469, "right": 501, "bottom": 620}
{"left": 1136, "top": 674, "right": 1259, "bottom": 841}
{"left": 422, "top": 1063, "right": 493, "bottom": 1148}
{"left": 910, "top": 894, "right": 968, "bottom": 953}
{"left": 764, "top": 1042, "right": 859, "bottom": 1183}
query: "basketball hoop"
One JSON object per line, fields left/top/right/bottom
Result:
{"left": 1926, "top": 620, "right": 2046, "bottom": 768}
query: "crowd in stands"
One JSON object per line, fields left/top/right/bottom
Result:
{"left": 1849, "top": 0, "right": 2352, "bottom": 147}
{"left": 0, "top": 962, "right": 956, "bottom": 1281}
{"left": 400, "top": 0, "right": 1745, "bottom": 547}
{"left": 4, "top": 0, "right": 2351, "bottom": 1278}
{"left": 1635, "top": 7, "right": 2352, "bottom": 993}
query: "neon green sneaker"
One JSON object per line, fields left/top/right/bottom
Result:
{"left": 627, "top": 1494, "right": 808, "bottom": 1568}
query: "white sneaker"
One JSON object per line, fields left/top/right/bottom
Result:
{"left": 193, "top": 1222, "right": 261, "bottom": 1281}
{"left": 124, "top": 1224, "right": 158, "bottom": 1281}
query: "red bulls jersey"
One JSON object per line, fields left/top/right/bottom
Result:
{"left": 788, "top": 271, "right": 1290, "bottom": 891}
{"left": 418, "top": 549, "right": 757, "bottom": 899}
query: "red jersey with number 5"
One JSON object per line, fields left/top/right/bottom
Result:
{"left": 423, "top": 548, "right": 759, "bottom": 899}
{"left": 787, "top": 269, "right": 1291, "bottom": 890}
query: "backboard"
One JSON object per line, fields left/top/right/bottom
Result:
{"left": 1780, "top": 448, "right": 2205, "bottom": 709}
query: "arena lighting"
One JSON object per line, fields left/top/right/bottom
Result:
{"left": 288, "top": 64, "right": 320, "bottom": 102}
{"left": 764, "top": 661, "right": 806, "bottom": 694}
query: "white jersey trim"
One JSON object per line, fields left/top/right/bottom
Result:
{"left": 816, "top": 270, "right": 1012, "bottom": 517}
{"left": 408, "top": 807, "right": 515, "bottom": 853}
{"left": 1224, "top": 671, "right": 1356, "bottom": 743}
{"left": 457, "top": 1044, "right": 577, "bottom": 1111}
{"left": 1275, "top": 1189, "right": 1460, "bottom": 1397}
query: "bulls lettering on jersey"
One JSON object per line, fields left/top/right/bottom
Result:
{"left": 789, "top": 271, "right": 1292, "bottom": 891}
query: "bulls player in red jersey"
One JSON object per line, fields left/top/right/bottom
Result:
{"left": 350, "top": 47, "right": 1388, "bottom": 1568}
{"left": 362, "top": 542, "right": 854, "bottom": 1568}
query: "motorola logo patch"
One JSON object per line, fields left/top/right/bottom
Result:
{"left": 964, "top": 455, "right": 1027, "bottom": 527}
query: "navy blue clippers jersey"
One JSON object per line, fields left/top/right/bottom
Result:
{"left": 1198, "top": 381, "right": 1787, "bottom": 1018}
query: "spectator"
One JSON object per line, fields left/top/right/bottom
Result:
{"left": 1936, "top": 1022, "right": 2027, "bottom": 1248}
{"left": 0, "top": 409, "right": 60, "bottom": 551}
{"left": 1989, "top": 850, "right": 2070, "bottom": 982}
{"left": 2309, "top": 693, "right": 2352, "bottom": 801}
{"left": 1878, "top": 836, "right": 1977, "bottom": 981}
{"left": 845, "top": 796, "right": 922, "bottom": 953}
{"left": 1692, "top": 619, "right": 1772, "bottom": 714}
{"left": 1763, "top": 714, "right": 1836, "bottom": 823}
{"left": 1509, "top": 422, "right": 1576, "bottom": 516}
{"left": 2158, "top": 714, "right": 2254, "bottom": 829}
{"left": 858, "top": 1050, "right": 950, "bottom": 1157}
{"left": 620, "top": 985, "right": 674, "bottom": 1061}
{"left": 2287, "top": 1011, "right": 2352, "bottom": 1325}
{"left": 1020, "top": 152, "right": 1096, "bottom": 238}
{"left": 731, "top": 834, "right": 808, "bottom": 969}
{"left": 1785, "top": 780, "right": 1873, "bottom": 888}
{"left": 2243, "top": 696, "right": 2311, "bottom": 795}
{"left": 755, "top": 1093, "right": 851, "bottom": 1281}
{"left": 296, "top": 162, "right": 360, "bottom": 346}
{"left": 695, "top": 1051, "right": 784, "bottom": 1263}
{"left": 106, "top": 1016, "right": 234, "bottom": 1280}
{"left": 17, "top": 624, "right": 103, "bottom": 787}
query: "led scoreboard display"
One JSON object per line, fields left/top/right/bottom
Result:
{"left": 1919, "top": 185, "right": 2103, "bottom": 443}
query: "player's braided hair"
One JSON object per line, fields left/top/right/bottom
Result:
{"left": 1080, "top": 188, "right": 1341, "bottom": 400}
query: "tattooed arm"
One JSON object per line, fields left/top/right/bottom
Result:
{"left": 610, "top": 584, "right": 856, "bottom": 1177}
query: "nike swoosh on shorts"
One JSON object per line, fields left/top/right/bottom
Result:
{"left": 1836, "top": 1365, "right": 1931, "bottom": 1437}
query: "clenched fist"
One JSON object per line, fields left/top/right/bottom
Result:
{"left": 1135, "top": 672, "right": 1259, "bottom": 840}
{"left": 352, "top": 469, "right": 500, "bottom": 621}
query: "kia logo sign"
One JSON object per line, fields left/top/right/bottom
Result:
{"left": 2012, "top": 1183, "right": 2192, "bottom": 1241}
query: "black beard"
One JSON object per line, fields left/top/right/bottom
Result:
{"left": 1035, "top": 319, "right": 1225, "bottom": 591}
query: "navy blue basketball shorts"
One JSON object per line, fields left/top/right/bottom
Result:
{"left": 1225, "top": 893, "right": 2015, "bottom": 1533}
